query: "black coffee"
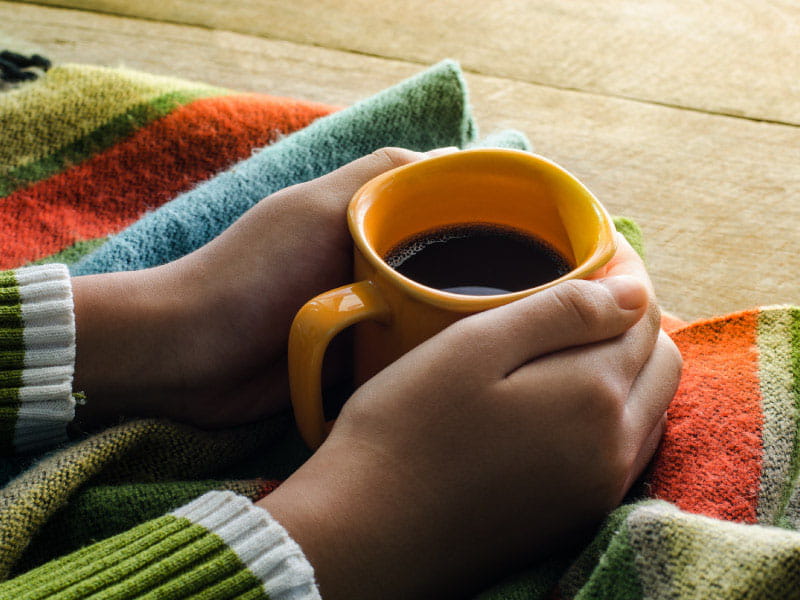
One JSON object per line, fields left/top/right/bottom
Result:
{"left": 384, "top": 224, "right": 572, "bottom": 296}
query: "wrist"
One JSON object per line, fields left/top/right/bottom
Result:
{"left": 256, "top": 438, "right": 443, "bottom": 600}
{"left": 71, "top": 265, "right": 200, "bottom": 423}
{"left": 257, "top": 466, "right": 365, "bottom": 600}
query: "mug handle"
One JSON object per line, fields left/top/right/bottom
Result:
{"left": 288, "top": 280, "right": 390, "bottom": 449}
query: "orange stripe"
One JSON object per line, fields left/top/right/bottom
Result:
{"left": 0, "top": 94, "right": 334, "bottom": 269}
{"left": 647, "top": 310, "right": 763, "bottom": 523}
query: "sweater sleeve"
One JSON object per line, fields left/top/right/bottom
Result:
{"left": 0, "top": 490, "right": 322, "bottom": 600}
{"left": 0, "top": 264, "right": 76, "bottom": 455}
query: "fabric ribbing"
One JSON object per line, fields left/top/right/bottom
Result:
{"left": 173, "top": 491, "right": 321, "bottom": 600}
{"left": 0, "top": 264, "right": 74, "bottom": 454}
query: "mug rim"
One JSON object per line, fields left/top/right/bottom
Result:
{"left": 347, "top": 148, "right": 616, "bottom": 312}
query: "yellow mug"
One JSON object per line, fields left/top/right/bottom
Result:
{"left": 288, "top": 148, "right": 617, "bottom": 449}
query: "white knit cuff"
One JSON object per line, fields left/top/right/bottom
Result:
{"left": 172, "top": 491, "right": 321, "bottom": 600}
{"left": 3, "top": 264, "right": 76, "bottom": 452}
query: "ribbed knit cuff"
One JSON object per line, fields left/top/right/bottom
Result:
{"left": 0, "top": 264, "right": 75, "bottom": 453}
{"left": 173, "top": 491, "right": 322, "bottom": 600}
{"left": 0, "top": 490, "right": 321, "bottom": 599}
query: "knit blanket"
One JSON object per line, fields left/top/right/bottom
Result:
{"left": 1, "top": 60, "right": 799, "bottom": 598}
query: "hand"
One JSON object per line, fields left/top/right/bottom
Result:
{"left": 258, "top": 236, "right": 682, "bottom": 599}
{"left": 72, "top": 148, "right": 451, "bottom": 428}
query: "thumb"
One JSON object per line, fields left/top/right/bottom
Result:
{"left": 460, "top": 276, "right": 649, "bottom": 374}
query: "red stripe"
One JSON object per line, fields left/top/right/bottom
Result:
{"left": 647, "top": 310, "right": 763, "bottom": 523}
{"left": 0, "top": 95, "right": 334, "bottom": 269}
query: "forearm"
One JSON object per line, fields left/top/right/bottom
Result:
{"left": 256, "top": 441, "right": 461, "bottom": 600}
{"left": 70, "top": 265, "right": 200, "bottom": 425}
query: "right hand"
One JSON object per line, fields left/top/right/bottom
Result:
{"left": 259, "top": 236, "right": 682, "bottom": 599}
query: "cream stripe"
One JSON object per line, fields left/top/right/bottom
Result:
{"left": 785, "top": 480, "right": 800, "bottom": 529}
{"left": 13, "top": 264, "right": 72, "bottom": 286}
{"left": 12, "top": 264, "right": 76, "bottom": 452}
{"left": 19, "top": 364, "right": 73, "bottom": 386}
{"left": 12, "top": 403, "right": 72, "bottom": 451}
{"left": 756, "top": 307, "right": 798, "bottom": 525}
{"left": 173, "top": 491, "right": 321, "bottom": 600}
{"left": 628, "top": 501, "right": 800, "bottom": 598}
{"left": 18, "top": 264, "right": 75, "bottom": 370}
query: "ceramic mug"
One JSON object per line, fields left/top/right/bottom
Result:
{"left": 288, "top": 148, "right": 617, "bottom": 448}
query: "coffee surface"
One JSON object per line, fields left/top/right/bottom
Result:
{"left": 384, "top": 224, "right": 572, "bottom": 296}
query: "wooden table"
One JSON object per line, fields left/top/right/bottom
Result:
{"left": 1, "top": 0, "right": 798, "bottom": 320}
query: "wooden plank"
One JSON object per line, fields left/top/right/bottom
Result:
{"left": 14, "top": 0, "right": 800, "bottom": 126}
{"left": 0, "top": 1, "right": 798, "bottom": 321}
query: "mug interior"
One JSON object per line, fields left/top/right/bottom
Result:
{"left": 349, "top": 149, "right": 614, "bottom": 303}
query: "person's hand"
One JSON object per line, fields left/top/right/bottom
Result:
{"left": 258, "top": 235, "right": 682, "bottom": 599}
{"left": 72, "top": 147, "right": 450, "bottom": 428}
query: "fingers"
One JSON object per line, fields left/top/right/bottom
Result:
{"left": 323, "top": 148, "right": 427, "bottom": 204}
{"left": 458, "top": 276, "right": 649, "bottom": 375}
{"left": 503, "top": 282, "right": 665, "bottom": 404}
{"left": 624, "top": 330, "right": 683, "bottom": 432}
{"left": 614, "top": 329, "right": 681, "bottom": 497}
{"left": 623, "top": 412, "right": 667, "bottom": 493}
{"left": 294, "top": 147, "right": 459, "bottom": 215}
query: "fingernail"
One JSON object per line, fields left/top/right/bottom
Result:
{"left": 425, "top": 146, "right": 460, "bottom": 157}
{"left": 599, "top": 275, "right": 647, "bottom": 310}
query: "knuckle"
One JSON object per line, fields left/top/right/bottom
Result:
{"left": 446, "top": 315, "right": 491, "bottom": 355}
{"left": 550, "top": 280, "right": 607, "bottom": 333}
{"left": 369, "top": 147, "right": 421, "bottom": 170}
{"left": 578, "top": 370, "right": 627, "bottom": 422}
{"left": 444, "top": 314, "right": 504, "bottom": 369}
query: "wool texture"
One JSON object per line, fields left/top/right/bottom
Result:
{"left": 1, "top": 60, "right": 799, "bottom": 599}
{"left": 69, "top": 59, "right": 479, "bottom": 275}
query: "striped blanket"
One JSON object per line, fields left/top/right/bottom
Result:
{"left": 1, "top": 59, "right": 799, "bottom": 598}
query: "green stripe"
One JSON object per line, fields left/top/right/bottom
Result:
{"left": 0, "top": 415, "right": 16, "bottom": 456}
{"left": 0, "top": 328, "right": 24, "bottom": 351}
{"left": 0, "top": 369, "right": 22, "bottom": 390}
{"left": 0, "top": 515, "right": 191, "bottom": 597}
{"left": 1, "top": 515, "right": 266, "bottom": 599}
{"left": 0, "top": 64, "right": 224, "bottom": 175}
{"left": 0, "top": 270, "right": 22, "bottom": 455}
{"left": 0, "top": 270, "right": 17, "bottom": 287}
{"left": 0, "top": 350, "right": 25, "bottom": 370}
{"left": 0, "top": 88, "right": 222, "bottom": 196}
{"left": 559, "top": 504, "right": 643, "bottom": 599}
{"left": 16, "top": 479, "right": 266, "bottom": 572}
{"left": 0, "top": 289, "right": 21, "bottom": 305}
{"left": 185, "top": 570, "right": 269, "bottom": 600}
{"left": 0, "top": 305, "right": 23, "bottom": 326}
{"left": 0, "top": 270, "right": 21, "bottom": 307}
{"left": 0, "top": 270, "right": 22, "bottom": 328}
{"left": 30, "top": 237, "right": 109, "bottom": 267}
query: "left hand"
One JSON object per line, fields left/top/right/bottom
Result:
{"left": 73, "top": 148, "right": 447, "bottom": 428}
{"left": 258, "top": 235, "right": 680, "bottom": 599}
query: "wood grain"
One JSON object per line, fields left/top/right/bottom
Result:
{"left": 1, "top": 1, "right": 798, "bottom": 320}
{"left": 16, "top": 0, "right": 800, "bottom": 125}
